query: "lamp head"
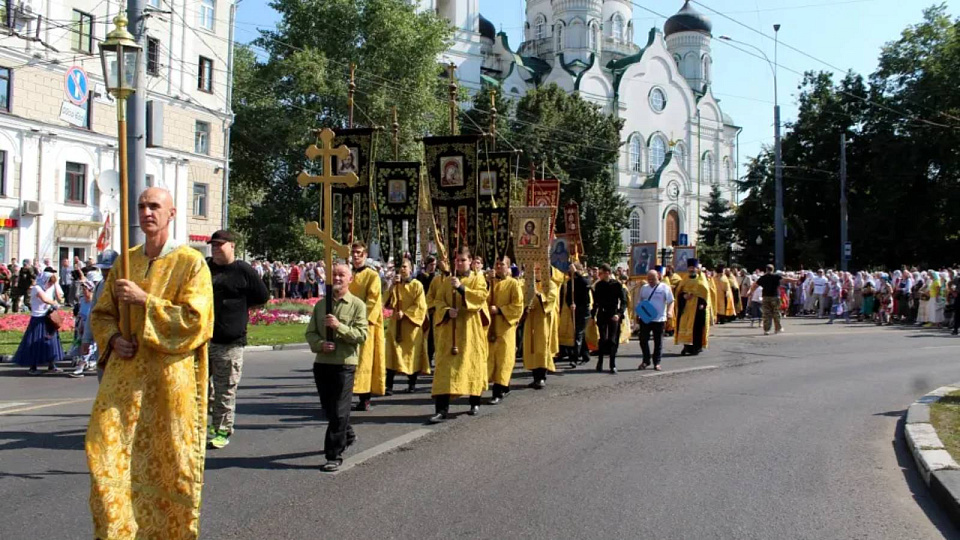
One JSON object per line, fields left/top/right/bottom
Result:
{"left": 99, "top": 14, "right": 142, "bottom": 98}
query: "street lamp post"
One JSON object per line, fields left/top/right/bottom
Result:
{"left": 99, "top": 14, "right": 142, "bottom": 340}
{"left": 720, "top": 25, "right": 782, "bottom": 269}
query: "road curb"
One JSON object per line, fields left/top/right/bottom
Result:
{"left": 904, "top": 382, "right": 960, "bottom": 526}
{"left": 245, "top": 343, "right": 311, "bottom": 353}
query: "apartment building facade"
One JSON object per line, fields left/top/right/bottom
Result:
{"left": 0, "top": 0, "right": 235, "bottom": 264}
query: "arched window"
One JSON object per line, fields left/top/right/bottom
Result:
{"left": 627, "top": 20, "right": 634, "bottom": 42}
{"left": 629, "top": 135, "right": 642, "bottom": 173}
{"left": 702, "top": 54, "right": 712, "bottom": 83}
{"left": 649, "top": 136, "right": 667, "bottom": 173}
{"left": 674, "top": 142, "right": 686, "bottom": 171}
{"left": 589, "top": 22, "right": 599, "bottom": 49}
{"left": 630, "top": 210, "right": 642, "bottom": 245}
{"left": 536, "top": 15, "right": 546, "bottom": 39}
{"left": 556, "top": 22, "right": 564, "bottom": 51}
{"left": 703, "top": 152, "right": 715, "bottom": 184}
{"left": 611, "top": 14, "right": 624, "bottom": 41}
{"left": 723, "top": 157, "right": 733, "bottom": 184}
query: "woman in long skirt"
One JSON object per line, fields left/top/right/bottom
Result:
{"left": 12, "top": 270, "right": 64, "bottom": 375}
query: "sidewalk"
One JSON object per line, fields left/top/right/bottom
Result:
{"left": 904, "top": 382, "right": 960, "bottom": 527}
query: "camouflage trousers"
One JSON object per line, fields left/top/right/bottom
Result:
{"left": 209, "top": 342, "right": 245, "bottom": 435}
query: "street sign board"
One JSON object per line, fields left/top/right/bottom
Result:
{"left": 844, "top": 241, "right": 852, "bottom": 260}
{"left": 59, "top": 100, "right": 87, "bottom": 127}
{"left": 64, "top": 66, "right": 89, "bottom": 106}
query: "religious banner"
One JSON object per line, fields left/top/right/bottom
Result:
{"left": 330, "top": 128, "right": 375, "bottom": 245}
{"left": 630, "top": 242, "right": 658, "bottom": 277}
{"left": 550, "top": 234, "right": 574, "bottom": 272}
{"left": 562, "top": 201, "right": 583, "bottom": 258}
{"left": 477, "top": 151, "right": 515, "bottom": 262}
{"left": 423, "top": 135, "right": 480, "bottom": 258}
{"left": 511, "top": 206, "right": 553, "bottom": 306}
{"left": 526, "top": 177, "right": 560, "bottom": 223}
{"left": 673, "top": 246, "right": 697, "bottom": 272}
{"left": 374, "top": 161, "right": 421, "bottom": 261}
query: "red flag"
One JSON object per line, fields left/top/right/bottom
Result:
{"left": 96, "top": 214, "right": 111, "bottom": 252}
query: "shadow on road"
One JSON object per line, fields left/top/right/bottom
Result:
{"left": 892, "top": 414, "right": 960, "bottom": 537}
{"left": 0, "top": 428, "right": 86, "bottom": 452}
{"left": 205, "top": 450, "right": 324, "bottom": 471}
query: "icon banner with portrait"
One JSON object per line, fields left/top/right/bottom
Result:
{"left": 526, "top": 177, "right": 561, "bottom": 228}
{"left": 477, "top": 151, "right": 515, "bottom": 262}
{"left": 328, "top": 128, "right": 375, "bottom": 245}
{"left": 424, "top": 135, "right": 480, "bottom": 257}
{"left": 673, "top": 246, "right": 697, "bottom": 273}
{"left": 551, "top": 234, "right": 577, "bottom": 273}
{"left": 511, "top": 206, "right": 552, "bottom": 269}
{"left": 374, "top": 161, "right": 421, "bottom": 261}
{"left": 629, "top": 242, "right": 658, "bottom": 277}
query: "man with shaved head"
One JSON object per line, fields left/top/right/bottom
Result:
{"left": 306, "top": 261, "right": 369, "bottom": 472}
{"left": 85, "top": 187, "right": 214, "bottom": 539}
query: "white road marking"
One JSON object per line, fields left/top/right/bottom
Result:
{"left": 333, "top": 428, "right": 434, "bottom": 475}
{"left": 921, "top": 345, "right": 960, "bottom": 350}
{"left": 0, "top": 398, "right": 93, "bottom": 416}
{"left": 0, "top": 402, "right": 28, "bottom": 410}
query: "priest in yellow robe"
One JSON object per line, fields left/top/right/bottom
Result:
{"left": 429, "top": 247, "right": 490, "bottom": 422}
{"left": 523, "top": 264, "right": 560, "bottom": 389}
{"left": 675, "top": 259, "right": 711, "bottom": 356}
{"left": 86, "top": 187, "right": 214, "bottom": 540}
{"left": 385, "top": 256, "right": 429, "bottom": 394}
{"left": 714, "top": 266, "right": 736, "bottom": 323}
{"left": 707, "top": 270, "right": 719, "bottom": 325}
{"left": 665, "top": 267, "right": 682, "bottom": 335}
{"left": 349, "top": 242, "right": 385, "bottom": 411}
{"left": 487, "top": 255, "right": 524, "bottom": 404}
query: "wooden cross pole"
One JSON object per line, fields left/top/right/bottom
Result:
{"left": 297, "top": 128, "right": 360, "bottom": 341}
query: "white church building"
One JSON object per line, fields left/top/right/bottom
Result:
{"left": 420, "top": 0, "right": 741, "bottom": 256}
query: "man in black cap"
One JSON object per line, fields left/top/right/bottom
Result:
{"left": 206, "top": 230, "right": 270, "bottom": 449}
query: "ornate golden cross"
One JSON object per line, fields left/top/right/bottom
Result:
{"left": 297, "top": 128, "right": 359, "bottom": 272}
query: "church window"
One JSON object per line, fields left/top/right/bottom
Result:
{"left": 674, "top": 143, "right": 686, "bottom": 171}
{"left": 649, "top": 136, "right": 667, "bottom": 173}
{"left": 629, "top": 135, "right": 642, "bottom": 173}
{"left": 703, "top": 152, "right": 715, "bottom": 184}
{"left": 536, "top": 15, "right": 546, "bottom": 40}
{"left": 611, "top": 14, "right": 624, "bottom": 41}
{"left": 589, "top": 22, "right": 599, "bottom": 49}
{"left": 724, "top": 158, "right": 734, "bottom": 184}
{"left": 649, "top": 87, "right": 666, "bottom": 113}
{"left": 630, "top": 210, "right": 641, "bottom": 245}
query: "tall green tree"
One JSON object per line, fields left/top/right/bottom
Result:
{"left": 229, "top": 0, "right": 452, "bottom": 260}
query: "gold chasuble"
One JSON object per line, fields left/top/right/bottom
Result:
{"left": 523, "top": 268, "right": 560, "bottom": 372}
{"left": 558, "top": 275, "right": 575, "bottom": 347}
{"left": 487, "top": 276, "right": 524, "bottom": 386}
{"left": 86, "top": 244, "right": 213, "bottom": 540}
{"left": 715, "top": 274, "right": 736, "bottom": 317}
{"left": 620, "top": 284, "right": 633, "bottom": 344}
{"left": 675, "top": 273, "right": 712, "bottom": 348}
{"left": 707, "top": 277, "right": 718, "bottom": 324}
{"left": 385, "top": 279, "right": 430, "bottom": 376}
{"left": 350, "top": 266, "right": 386, "bottom": 396}
{"left": 431, "top": 272, "right": 490, "bottom": 396}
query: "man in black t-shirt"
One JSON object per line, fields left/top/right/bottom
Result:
{"left": 206, "top": 230, "right": 270, "bottom": 449}
{"left": 748, "top": 264, "right": 798, "bottom": 335}
{"left": 591, "top": 264, "right": 627, "bottom": 374}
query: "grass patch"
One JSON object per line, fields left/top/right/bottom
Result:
{"left": 0, "top": 330, "right": 76, "bottom": 356}
{"left": 246, "top": 323, "right": 308, "bottom": 347}
{"left": 930, "top": 391, "right": 960, "bottom": 462}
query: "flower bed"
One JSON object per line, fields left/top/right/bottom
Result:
{"left": 0, "top": 311, "right": 76, "bottom": 332}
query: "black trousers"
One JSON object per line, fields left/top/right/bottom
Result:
{"left": 492, "top": 383, "right": 510, "bottom": 398}
{"left": 597, "top": 315, "right": 620, "bottom": 367}
{"left": 312, "top": 363, "right": 356, "bottom": 461}
{"left": 639, "top": 321, "right": 665, "bottom": 366}
{"left": 691, "top": 300, "right": 707, "bottom": 353}
{"left": 434, "top": 394, "right": 481, "bottom": 414}
{"left": 386, "top": 369, "right": 417, "bottom": 390}
{"left": 532, "top": 367, "right": 548, "bottom": 383}
{"left": 566, "top": 319, "right": 590, "bottom": 365}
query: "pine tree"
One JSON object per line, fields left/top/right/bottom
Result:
{"left": 699, "top": 185, "right": 735, "bottom": 246}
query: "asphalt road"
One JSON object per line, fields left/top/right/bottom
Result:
{"left": 2, "top": 318, "right": 960, "bottom": 539}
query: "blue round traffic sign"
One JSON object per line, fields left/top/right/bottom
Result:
{"left": 65, "top": 66, "right": 89, "bottom": 106}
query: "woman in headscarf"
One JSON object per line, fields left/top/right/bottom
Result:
{"left": 12, "top": 270, "right": 65, "bottom": 374}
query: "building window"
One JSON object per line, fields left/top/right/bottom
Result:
{"left": 589, "top": 22, "right": 599, "bottom": 49}
{"left": 649, "top": 136, "right": 666, "bottom": 173}
{"left": 147, "top": 38, "right": 160, "bottom": 76}
{"left": 199, "top": 0, "right": 215, "bottom": 31}
{"left": 0, "top": 67, "right": 10, "bottom": 112}
{"left": 198, "top": 57, "right": 213, "bottom": 92}
{"left": 65, "top": 162, "right": 86, "bottom": 204}
{"left": 556, "top": 22, "right": 563, "bottom": 51}
{"left": 147, "top": 0, "right": 160, "bottom": 7}
{"left": 535, "top": 15, "right": 545, "bottom": 39}
{"left": 0, "top": 150, "right": 6, "bottom": 196}
{"left": 193, "top": 183, "right": 208, "bottom": 217}
{"left": 724, "top": 158, "right": 733, "bottom": 184}
{"left": 703, "top": 153, "right": 715, "bottom": 184}
{"left": 629, "top": 135, "right": 642, "bottom": 173}
{"left": 195, "top": 121, "right": 210, "bottom": 154}
{"left": 629, "top": 210, "right": 641, "bottom": 245}
{"left": 71, "top": 10, "right": 94, "bottom": 53}
{"left": 649, "top": 88, "right": 666, "bottom": 113}
{"left": 146, "top": 174, "right": 155, "bottom": 187}
{"left": 674, "top": 143, "right": 686, "bottom": 171}
{"left": 611, "top": 14, "right": 624, "bottom": 41}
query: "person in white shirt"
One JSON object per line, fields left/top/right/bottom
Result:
{"left": 637, "top": 269, "right": 674, "bottom": 371}
{"left": 811, "top": 270, "right": 829, "bottom": 318}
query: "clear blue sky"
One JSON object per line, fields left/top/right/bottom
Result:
{"left": 234, "top": 0, "right": 958, "bottom": 175}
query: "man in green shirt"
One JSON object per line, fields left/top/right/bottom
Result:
{"left": 306, "top": 262, "right": 369, "bottom": 472}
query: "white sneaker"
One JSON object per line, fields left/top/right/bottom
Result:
{"left": 775, "top": 329, "right": 785, "bottom": 334}
{"left": 763, "top": 331, "right": 770, "bottom": 335}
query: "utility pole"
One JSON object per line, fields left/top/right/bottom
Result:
{"left": 127, "top": 0, "right": 147, "bottom": 246}
{"left": 840, "top": 134, "right": 848, "bottom": 272}
{"left": 773, "top": 23, "right": 784, "bottom": 271}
